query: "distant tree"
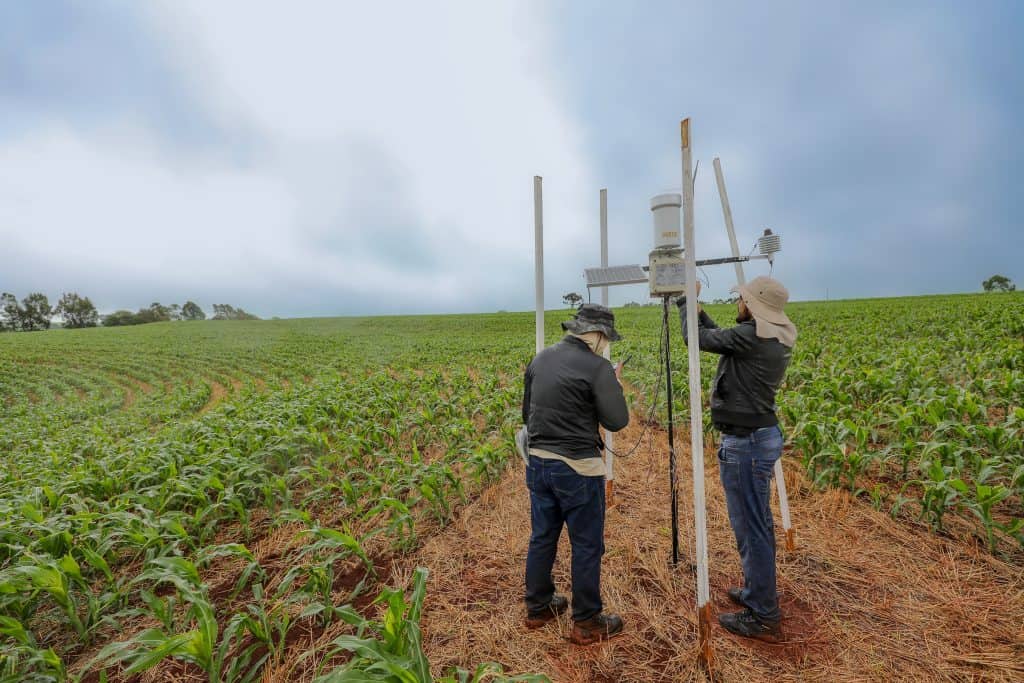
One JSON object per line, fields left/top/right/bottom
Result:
{"left": 982, "top": 275, "right": 1016, "bottom": 293}
{"left": 132, "top": 308, "right": 158, "bottom": 324}
{"left": 211, "top": 304, "right": 259, "bottom": 321}
{"left": 211, "top": 304, "right": 235, "bottom": 320}
{"left": 55, "top": 292, "right": 98, "bottom": 329}
{"left": 20, "top": 293, "right": 53, "bottom": 331}
{"left": 102, "top": 310, "right": 139, "bottom": 327}
{"left": 169, "top": 303, "right": 182, "bottom": 321}
{"left": 562, "top": 292, "right": 584, "bottom": 309}
{"left": 1, "top": 292, "right": 54, "bottom": 331}
{"left": 181, "top": 301, "right": 206, "bottom": 321}
{"left": 0, "top": 293, "right": 18, "bottom": 331}
{"left": 623, "top": 301, "right": 642, "bottom": 308}
{"left": 147, "top": 302, "right": 172, "bottom": 322}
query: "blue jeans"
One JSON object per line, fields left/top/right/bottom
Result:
{"left": 718, "top": 425, "right": 784, "bottom": 624}
{"left": 524, "top": 455, "right": 605, "bottom": 621}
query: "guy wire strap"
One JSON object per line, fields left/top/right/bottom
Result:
{"left": 681, "top": 119, "right": 714, "bottom": 667}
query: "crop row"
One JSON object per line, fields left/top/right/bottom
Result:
{"left": 1, "top": 316, "right": 535, "bottom": 681}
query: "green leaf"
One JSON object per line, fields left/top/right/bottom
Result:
{"left": 20, "top": 502, "right": 44, "bottom": 524}
{"left": 0, "top": 616, "right": 32, "bottom": 646}
{"left": 59, "top": 553, "right": 84, "bottom": 583}
{"left": 81, "top": 547, "right": 114, "bottom": 583}
{"left": 124, "top": 631, "right": 197, "bottom": 674}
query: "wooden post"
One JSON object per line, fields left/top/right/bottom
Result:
{"left": 682, "top": 119, "right": 714, "bottom": 667}
{"left": 713, "top": 158, "right": 795, "bottom": 552}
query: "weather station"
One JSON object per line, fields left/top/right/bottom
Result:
{"left": 531, "top": 118, "right": 791, "bottom": 666}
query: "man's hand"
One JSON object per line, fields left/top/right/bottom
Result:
{"left": 613, "top": 360, "right": 624, "bottom": 383}
{"left": 674, "top": 280, "right": 703, "bottom": 312}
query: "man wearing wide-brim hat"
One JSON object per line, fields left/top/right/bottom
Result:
{"left": 677, "top": 275, "right": 797, "bottom": 642}
{"left": 521, "top": 303, "right": 629, "bottom": 645}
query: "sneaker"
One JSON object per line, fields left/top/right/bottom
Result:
{"left": 524, "top": 594, "right": 568, "bottom": 629}
{"left": 570, "top": 613, "right": 624, "bottom": 645}
{"left": 718, "top": 608, "right": 782, "bottom": 643}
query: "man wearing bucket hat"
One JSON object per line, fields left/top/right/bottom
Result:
{"left": 677, "top": 275, "right": 797, "bottom": 642}
{"left": 521, "top": 303, "right": 629, "bottom": 645}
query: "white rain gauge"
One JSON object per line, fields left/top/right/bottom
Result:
{"left": 531, "top": 119, "right": 790, "bottom": 667}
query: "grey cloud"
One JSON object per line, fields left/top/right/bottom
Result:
{"left": 549, "top": 1, "right": 1022, "bottom": 304}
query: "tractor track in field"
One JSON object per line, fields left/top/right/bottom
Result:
{"left": 399, "top": 410, "right": 1024, "bottom": 682}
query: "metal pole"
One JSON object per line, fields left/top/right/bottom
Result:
{"left": 713, "top": 158, "right": 795, "bottom": 552}
{"left": 682, "top": 119, "right": 713, "bottom": 667}
{"left": 663, "top": 297, "right": 679, "bottom": 564}
{"left": 534, "top": 176, "right": 544, "bottom": 355}
{"left": 600, "top": 189, "right": 615, "bottom": 504}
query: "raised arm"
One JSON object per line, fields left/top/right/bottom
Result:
{"left": 678, "top": 300, "right": 754, "bottom": 356}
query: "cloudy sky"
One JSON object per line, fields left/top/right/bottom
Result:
{"left": 2, "top": 1, "right": 1021, "bottom": 317}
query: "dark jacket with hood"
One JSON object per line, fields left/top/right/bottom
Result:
{"left": 679, "top": 305, "right": 792, "bottom": 434}
{"left": 522, "top": 335, "right": 629, "bottom": 460}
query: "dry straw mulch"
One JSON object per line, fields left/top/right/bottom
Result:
{"left": 399, "top": 415, "right": 1024, "bottom": 682}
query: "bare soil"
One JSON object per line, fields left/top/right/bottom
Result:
{"left": 199, "top": 380, "right": 228, "bottom": 413}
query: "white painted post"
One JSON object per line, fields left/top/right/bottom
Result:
{"left": 681, "top": 120, "right": 713, "bottom": 666}
{"left": 600, "top": 189, "right": 615, "bottom": 504}
{"left": 713, "top": 158, "right": 746, "bottom": 288}
{"left": 713, "top": 158, "right": 795, "bottom": 552}
{"left": 534, "top": 176, "right": 544, "bottom": 355}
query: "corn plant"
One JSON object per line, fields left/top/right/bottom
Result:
{"left": 314, "top": 568, "right": 548, "bottom": 683}
{"left": 86, "top": 556, "right": 261, "bottom": 682}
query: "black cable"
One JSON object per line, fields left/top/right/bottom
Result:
{"left": 663, "top": 295, "right": 680, "bottom": 565}
{"left": 698, "top": 267, "right": 710, "bottom": 290}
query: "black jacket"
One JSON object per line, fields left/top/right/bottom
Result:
{"left": 679, "top": 307, "right": 792, "bottom": 433}
{"left": 522, "top": 335, "right": 629, "bottom": 460}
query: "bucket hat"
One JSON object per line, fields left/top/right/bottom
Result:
{"left": 561, "top": 303, "right": 622, "bottom": 342}
{"left": 731, "top": 276, "right": 797, "bottom": 347}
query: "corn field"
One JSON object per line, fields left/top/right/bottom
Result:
{"left": 0, "top": 294, "right": 1022, "bottom": 681}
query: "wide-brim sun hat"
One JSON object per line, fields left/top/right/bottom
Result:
{"left": 561, "top": 303, "right": 622, "bottom": 341}
{"left": 731, "top": 276, "right": 797, "bottom": 347}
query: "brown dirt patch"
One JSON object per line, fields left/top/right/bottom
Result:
{"left": 400, "top": 413, "right": 1024, "bottom": 682}
{"left": 120, "top": 386, "right": 136, "bottom": 409}
{"left": 198, "top": 380, "right": 228, "bottom": 414}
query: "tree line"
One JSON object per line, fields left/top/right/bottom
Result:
{"left": 0, "top": 292, "right": 259, "bottom": 332}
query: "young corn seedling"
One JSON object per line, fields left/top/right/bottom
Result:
{"left": 313, "top": 567, "right": 431, "bottom": 682}
{"left": 907, "top": 459, "right": 966, "bottom": 532}
{"left": 964, "top": 483, "right": 1011, "bottom": 552}
{"left": 88, "top": 555, "right": 261, "bottom": 683}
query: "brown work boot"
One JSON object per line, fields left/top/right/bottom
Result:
{"left": 524, "top": 594, "right": 568, "bottom": 629}
{"left": 570, "top": 613, "right": 624, "bottom": 645}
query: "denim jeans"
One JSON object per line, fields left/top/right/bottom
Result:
{"left": 718, "top": 425, "right": 784, "bottom": 624}
{"left": 524, "top": 455, "right": 605, "bottom": 621}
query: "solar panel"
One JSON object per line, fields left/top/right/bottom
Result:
{"left": 584, "top": 264, "right": 648, "bottom": 288}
